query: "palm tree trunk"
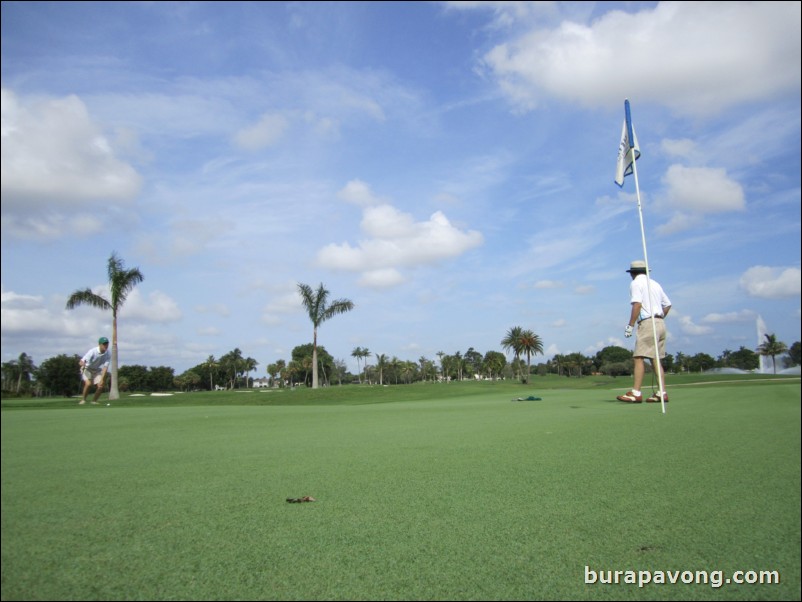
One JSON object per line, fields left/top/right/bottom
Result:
{"left": 110, "top": 315, "right": 120, "bottom": 400}
{"left": 312, "top": 329, "right": 319, "bottom": 388}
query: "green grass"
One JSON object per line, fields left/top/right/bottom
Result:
{"left": 2, "top": 378, "right": 800, "bottom": 600}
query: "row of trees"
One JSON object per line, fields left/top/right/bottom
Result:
{"left": 2, "top": 252, "right": 799, "bottom": 396}
{"left": 3, "top": 338, "right": 800, "bottom": 397}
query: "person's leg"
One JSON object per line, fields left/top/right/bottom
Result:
{"left": 647, "top": 358, "right": 668, "bottom": 402}
{"left": 91, "top": 379, "right": 104, "bottom": 403}
{"left": 79, "top": 377, "right": 91, "bottom": 404}
{"left": 617, "top": 357, "right": 645, "bottom": 402}
{"left": 632, "top": 357, "right": 645, "bottom": 393}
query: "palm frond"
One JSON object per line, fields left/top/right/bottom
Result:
{"left": 65, "top": 289, "right": 111, "bottom": 311}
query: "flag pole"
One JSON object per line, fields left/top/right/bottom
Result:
{"left": 624, "top": 99, "right": 666, "bottom": 414}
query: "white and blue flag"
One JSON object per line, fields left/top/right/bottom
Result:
{"left": 614, "top": 99, "right": 640, "bottom": 187}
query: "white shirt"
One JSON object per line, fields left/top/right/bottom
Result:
{"left": 629, "top": 274, "right": 671, "bottom": 322}
{"left": 82, "top": 345, "right": 111, "bottom": 371}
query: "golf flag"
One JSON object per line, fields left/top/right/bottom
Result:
{"left": 614, "top": 100, "right": 640, "bottom": 187}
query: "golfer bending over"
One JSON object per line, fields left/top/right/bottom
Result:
{"left": 79, "top": 337, "right": 110, "bottom": 405}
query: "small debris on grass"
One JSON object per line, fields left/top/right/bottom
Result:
{"left": 286, "top": 496, "right": 316, "bottom": 503}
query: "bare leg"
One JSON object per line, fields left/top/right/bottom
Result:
{"left": 633, "top": 357, "right": 645, "bottom": 392}
{"left": 79, "top": 379, "right": 91, "bottom": 404}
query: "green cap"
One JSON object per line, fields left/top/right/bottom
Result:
{"left": 99, "top": 337, "right": 109, "bottom": 344}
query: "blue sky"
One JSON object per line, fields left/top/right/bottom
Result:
{"left": 2, "top": 1, "right": 800, "bottom": 375}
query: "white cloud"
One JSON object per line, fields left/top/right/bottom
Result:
{"left": 655, "top": 213, "right": 702, "bottom": 236}
{"left": 1, "top": 89, "right": 141, "bottom": 209}
{"left": 358, "top": 268, "right": 407, "bottom": 289}
{"left": 479, "top": 2, "right": 800, "bottom": 115}
{"left": 124, "top": 289, "right": 183, "bottom": 323}
{"left": 534, "top": 280, "right": 563, "bottom": 289}
{"left": 261, "top": 284, "right": 305, "bottom": 326}
{"left": 316, "top": 187, "right": 484, "bottom": 288}
{"left": 740, "top": 266, "right": 802, "bottom": 299}
{"left": 678, "top": 315, "right": 713, "bottom": 336}
{"left": 660, "top": 165, "right": 745, "bottom": 214}
{"left": 661, "top": 138, "right": 695, "bottom": 156}
{"left": 337, "top": 179, "right": 383, "bottom": 207}
{"left": 234, "top": 112, "right": 289, "bottom": 150}
{"left": 702, "top": 310, "right": 756, "bottom": 324}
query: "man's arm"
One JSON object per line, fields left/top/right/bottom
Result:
{"left": 628, "top": 302, "right": 642, "bottom": 327}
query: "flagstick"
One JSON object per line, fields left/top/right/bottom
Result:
{"left": 628, "top": 146, "right": 667, "bottom": 414}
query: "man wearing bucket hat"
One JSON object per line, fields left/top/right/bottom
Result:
{"left": 617, "top": 261, "right": 672, "bottom": 404}
{"left": 78, "top": 337, "right": 111, "bottom": 405}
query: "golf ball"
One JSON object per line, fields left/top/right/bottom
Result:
{"left": 106, "top": 403, "right": 111, "bottom": 406}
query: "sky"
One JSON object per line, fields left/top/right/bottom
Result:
{"left": 2, "top": 1, "right": 800, "bottom": 377}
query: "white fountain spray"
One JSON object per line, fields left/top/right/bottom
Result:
{"left": 756, "top": 315, "right": 769, "bottom": 374}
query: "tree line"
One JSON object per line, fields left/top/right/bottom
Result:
{"left": 4, "top": 338, "right": 799, "bottom": 398}
{"left": 2, "top": 252, "right": 799, "bottom": 397}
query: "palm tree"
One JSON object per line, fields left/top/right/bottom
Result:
{"left": 757, "top": 333, "right": 788, "bottom": 374}
{"left": 297, "top": 283, "right": 354, "bottom": 389}
{"left": 15, "top": 352, "right": 36, "bottom": 394}
{"left": 352, "top": 346, "right": 365, "bottom": 384}
{"left": 359, "top": 347, "right": 371, "bottom": 383}
{"left": 501, "top": 326, "right": 524, "bottom": 381}
{"left": 205, "top": 355, "right": 218, "bottom": 390}
{"left": 375, "top": 353, "right": 388, "bottom": 385}
{"left": 518, "top": 329, "right": 544, "bottom": 384}
{"left": 66, "top": 252, "right": 144, "bottom": 400}
{"left": 243, "top": 357, "right": 258, "bottom": 388}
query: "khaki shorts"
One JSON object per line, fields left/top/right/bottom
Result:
{"left": 82, "top": 369, "right": 105, "bottom": 385}
{"left": 634, "top": 318, "right": 667, "bottom": 359}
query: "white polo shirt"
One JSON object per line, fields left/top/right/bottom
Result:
{"left": 629, "top": 274, "right": 671, "bottom": 322}
{"left": 82, "top": 345, "right": 111, "bottom": 372}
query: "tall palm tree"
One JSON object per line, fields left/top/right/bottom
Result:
{"left": 298, "top": 283, "right": 354, "bottom": 389}
{"left": 352, "top": 346, "right": 365, "bottom": 384}
{"left": 360, "top": 347, "right": 371, "bottom": 383}
{"left": 205, "top": 355, "right": 218, "bottom": 391}
{"left": 757, "top": 333, "right": 788, "bottom": 374}
{"left": 243, "top": 357, "right": 259, "bottom": 388}
{"left": 15, "top": 352, "right": 36, "bottom": 394}
{"left": 375, "top": 353, "right": 388, "bottom": 385}
{"left": 518, "top": 329, "right": 544, "bottom": 384}
{"left": 66, "top": 252, "right": 144, "bottom": 400}
{"left": 501, "top": 326, "right": 524, "bottom": 381}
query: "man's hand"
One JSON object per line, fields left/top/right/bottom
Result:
{"left": 624, "top": 325, "right": 633, "bottom": 338}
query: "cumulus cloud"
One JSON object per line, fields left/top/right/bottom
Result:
{"left": 337, "top": 179, "right": 384, "bottom": 207}
{"left": 477, "top": 2, "right": 800, "bottom": 115}
{"left": 660, "top": 165, "right": 745, "bottom": 214}
{"left": 123, "top": 289, "right": 183, "bottom": 323}
{"left": 655, "top": 165, "right": 745, "bottom": 235}
{"left": 1, "top": 88, "right": 142, "bottom": 239}
{"left": 1, "top": 88, "right": 141, "bottom": 207}
{"left": 740, "top": 266, "right": 801, "bottom": 299}
{"left": 316, "top": 184, "right": 483, "bottom": 288}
